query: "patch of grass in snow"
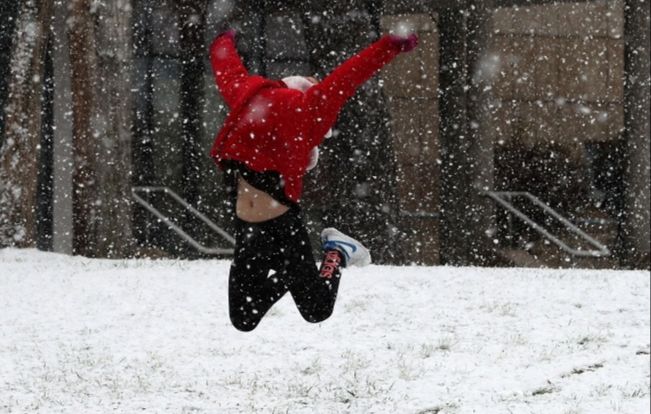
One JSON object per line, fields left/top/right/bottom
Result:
{"left": 419, "top": 343, "right": 437, "bottom": 358}
{"left": 340, "top": 350, "right": 371, "bottom": 372}
{"left": 222, "top": 373, "right": 245, "bottom": 386}
{"left": 436, "top": 335, "right": 458, "bottom": 352}
{"left": 560, "top": 397, "right": 586, "bottom": 414}
{"left": 335, "top": 352, "right": 394, "bottom": 403}
{"left": 343, "top": 298, "right": 369, "bottom": 312}
{"left": 416, "top": 402, "right": 459, "bottom": 414}
{"left": 537, "top": 344, "right": 562, "bottom": 362}
{"left": 479, "top": 300, "right": 518, "bottom": 317}
{"left": 531, "top": 381, "right": 558, "bottom": 396}
{"left": 635, "top": 346, "right": 650, "bottom": 355}
{"left": 506, "top": 333, "right": 529, "bottom": 346}
{"left": 590, "top": 382, "right": 613, "bottom": 397}
{"left": 562, "top": 362, "right": 604, "bottom": 377}
{"left": 397, "top": 352, "right": 424, "bottom": 381}
{"left": 286, "top": 381, "right": 316, "bottom": 400}
{"left": 608, "top": 399, "right": 625, "bottom": 412}
{"left": 12, "top": 344, "right": 173, "bottom": 408}
{"left": 619, "top": 383, "right": 651, "bottom": 399}
{"left": 299, "top": 357, "right": 322, "bottom": 376}
{"left": 335, "top": 378, "right": 393, "bottom": 405}
{"left": 570, "top": 332, "right": 610, "bottom": 349}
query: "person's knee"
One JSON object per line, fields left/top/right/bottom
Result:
{"left": 300, "top": 305, "right": 334, "bottom": 324}
{"left": 229, "top": 313, "right": 260, "bottom": 332}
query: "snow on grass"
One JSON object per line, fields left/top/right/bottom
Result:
{"left": 0, "top": 248, "right": 649, "bottom": 413}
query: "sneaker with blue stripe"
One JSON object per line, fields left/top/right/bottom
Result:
{"left": 321, "top": 227, "right": 371, "bottom": 267}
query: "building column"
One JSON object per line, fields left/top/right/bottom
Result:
{"left": 177, "top": 0, "right": 207, "bottom": 207}
{"left": 51, "top": 0, "right": 74, "bottom": 254}
{"left": 37, "top": 34, "right": 54, "bottom": 251}
{"left": 623, "top": 0, "right": 650, "bottom": 268}
{"left": 466, "top": 1, "right": 498, "bottom": 265}
{"left": 0, "top": 0, "right": 20, "bottom": 144}
{"left": 438, "top": 2, "right": 496, "bottom": 265}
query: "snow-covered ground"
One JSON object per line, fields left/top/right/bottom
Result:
{"left": 0, "top": 249, "right": 649, "bottom": 414}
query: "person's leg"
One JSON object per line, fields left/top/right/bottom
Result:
{"left": 278, "top": 211, "right": 345, "bottom": 323}
{"left": 228, "top": 218, "right": 289, "bottom": 331}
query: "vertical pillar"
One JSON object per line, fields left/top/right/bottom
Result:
{"left": 623, "top": 0, "right": 651, "bottom": 268}
{"left": 438, "top": 8, "right": 471, "bottom": 265}
{"left": 0, "top": 0, "right": 20, "bottom": 144}
{"left": 37, "top": 34, "right": 54, "bottom": 251}
{"left": 52, "top": 0, "right": 74, "bottom": 254}
{"left": 132, "top": 0, "right": 155, "bottom": 246}
{"left": 177, "top": 0, "right": 207, "bottom": 207}
{"left": 438, "top": 2, "right": 495, "bottom": 265}
{"left": 466, "top": 0, "right": 497, "bottom": 265}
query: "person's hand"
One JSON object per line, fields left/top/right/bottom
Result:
{"left": 210, "top": 29, "right": 236, "bottom": 54}
{"left": 219, "top": 29, "right": 236, "bottom": 41}
{"left": 389, "top": 33, "right": 418, "bottom": 53}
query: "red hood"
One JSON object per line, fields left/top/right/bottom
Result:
{"left": 209, "top": 76, "right": 283, "bottom": 161}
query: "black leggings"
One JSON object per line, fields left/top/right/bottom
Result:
{"left": 229, "top": 208, "right": 342, "bottom": 331}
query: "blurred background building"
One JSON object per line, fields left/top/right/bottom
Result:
{"left": 0, "top": 0, "right": 649, "bottom": 269}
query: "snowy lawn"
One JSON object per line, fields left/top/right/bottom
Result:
{"left": 0, "top": 249, "right": 649, "bottom": 414}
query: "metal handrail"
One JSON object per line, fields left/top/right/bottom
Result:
{"left": 132, "top": 186, "right": 235, "bottom": 255}
{"left": 484, "top": 191, "right": 611, "bottom": 258}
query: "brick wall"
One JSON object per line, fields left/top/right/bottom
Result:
{"left": 487, "top": 0, "right": 625, "bottom": 146}
{"left": 381, "top": 14, "right": 440, "bottom": 265}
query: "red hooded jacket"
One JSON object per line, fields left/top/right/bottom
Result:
{"left": 209, "top": 33, "right": 402, "bottom": 203}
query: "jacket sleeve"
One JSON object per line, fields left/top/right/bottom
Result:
{"left": 304, "top": 35, "right": 402, "bottom": 142}
{"left": 209, "top": 33, "right": 252, "bottom": 109}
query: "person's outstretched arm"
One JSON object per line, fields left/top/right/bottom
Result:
{"left": 305, "top": 34, "right": 418, "bottom": 142}
{"left": 210, "top": 30, "right": 252, "bottom": 108}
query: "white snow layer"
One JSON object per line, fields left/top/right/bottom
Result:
{"left": 0, "top": 248, "right": 649, "bottom": 414}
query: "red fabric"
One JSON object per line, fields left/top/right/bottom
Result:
{"left": 209, "top": 33, "right": 401, "bottom": 202}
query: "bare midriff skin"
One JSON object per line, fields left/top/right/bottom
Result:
{"left": 236, "top": 177, "right": 290, "bottom": 223}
